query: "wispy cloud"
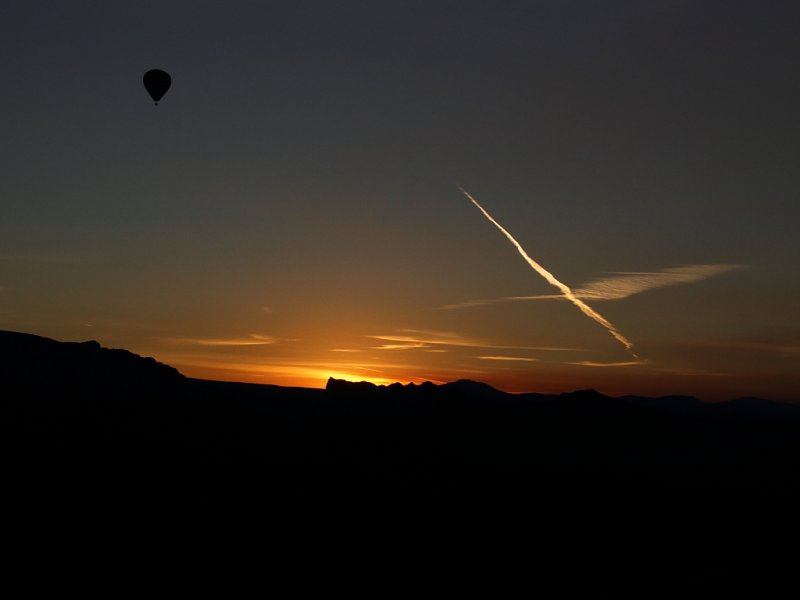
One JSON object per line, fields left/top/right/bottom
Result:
{"left": 569, "top": 360, "right": 648, "bottom": 367}
{"left": 161, "top": 334, "right": 277, "bottom": 347}
{"left": 572, "top": 264, "right": 747, "bottom": 301}
{"left": 460, "top": 187, "right": 636, "bottom": 355}
{"left": 441, "top": 264, "right": 747, "bottom": 309}
{"left": 368, "top": 329, "right": 580, "bottom": 352}
{"left": 371, "top": 342, "right": 430, "bottom": 350}
{"left": 440, "top": 296, "right": 552, "bottom": 310}
{"left": 367, "top": 330, "right": 483, "bottom": 349}
{"left": 478, "top": 355, "right": 539, "bottom": 362}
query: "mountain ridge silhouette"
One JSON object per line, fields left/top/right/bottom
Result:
{"left": 0, "top": 329, "right": 183, "bottom": 383}
{"left": 2, "top": 328, "right": 797, "bottom": 415}
{"left": 2, "top": 329, "right": 797, "bottom": 592}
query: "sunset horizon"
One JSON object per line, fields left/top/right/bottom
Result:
{"left": 2, "top": 2, "right": 798, "bottom": 403}
{"left": 4, "top": 4, "right": 800, "bottom": 591}
{"left": 6, "top": 323, "right": 795, "bottom": 403}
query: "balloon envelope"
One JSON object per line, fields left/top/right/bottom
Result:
{"left": 143, "top": 69, "right": 171, "bottom": 104}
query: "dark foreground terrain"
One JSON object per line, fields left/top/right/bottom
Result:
{"left": 2, "top": 330, "right": 798, "bottom": 594}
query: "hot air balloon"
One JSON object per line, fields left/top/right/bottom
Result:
{"left": 143, "top": 69, "right": 171, "bottom": 105}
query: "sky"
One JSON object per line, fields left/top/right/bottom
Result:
{"left": 1, "top": 1, "right": 799, "bottom": 401}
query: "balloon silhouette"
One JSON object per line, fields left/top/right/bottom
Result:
{"left": 143, "top": 69, "right": 171, "bottom": 105}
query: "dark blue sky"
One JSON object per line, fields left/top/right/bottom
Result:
{"left": 2, "top": 1, "right": 799, "bottom": 399}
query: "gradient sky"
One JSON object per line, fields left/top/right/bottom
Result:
{"left": 2, "top": 1, "right": 799, "bottom": 400}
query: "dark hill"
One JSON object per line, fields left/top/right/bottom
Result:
{"left": 3, "top": 331, "right": 798, "bottom": 489}
{"left": 0, "top": 329, "right": 183, "bottom": 383}
{"left": 1, "top": 331, "right": 798, "bottom": 593}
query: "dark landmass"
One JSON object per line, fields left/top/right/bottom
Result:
{"left": 2, "top": 330, "right": 798, "bottom": 594}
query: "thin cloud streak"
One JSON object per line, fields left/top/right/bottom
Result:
{"left": 371, "top": 343, "right": 430, "bottom": 350}
{"left": 368, "top": 329, "right": 580, "bottom": 352}
{"left": 441, "top": 264, "right": 746, "bottom": 309}
{"left": 570, "top": 360, "right": 648, "bottom": 367}
{"left": 459, "top": 187, "right": 637, "bottom": 356}
{"left": 440, "top": 295, "right": 553, "bottom": 310}
{"left": 478, "top": 355, "right": 539, "bottom": 362}
{"left": 161, "top": 334, "right": 277, "bottom": 347}
{"left": 573, "top": 264, "right": 747, "bottom": 301}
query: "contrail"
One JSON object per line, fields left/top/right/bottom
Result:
{"left": 459, "top": 187, "right": 637, "bottom": 356}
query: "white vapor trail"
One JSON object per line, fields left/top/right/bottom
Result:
{"left": 460, "top": 187, "right": 637, "bottom": 356}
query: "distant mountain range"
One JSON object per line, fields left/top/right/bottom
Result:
{"left": 327, "top": 367, "right": 800, "bottom": 420}
{"left": 1, "top": 329, "right": 798, "bottom": 592}
{"left": 3, "top": 328, "right": 799, "bottom": 486}
{"left": 4, "top": 327, "right": 792, "bottom": 408}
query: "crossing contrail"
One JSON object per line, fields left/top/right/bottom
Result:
{"left": 459, "top": 187, "right": 637, "bottom": 356}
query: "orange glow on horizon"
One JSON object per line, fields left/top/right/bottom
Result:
{"left": 149, "top": 343, "right": 799, "bottom": 402}
{"left": 172, "top": 360, "right": 421, "bottom": 389}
